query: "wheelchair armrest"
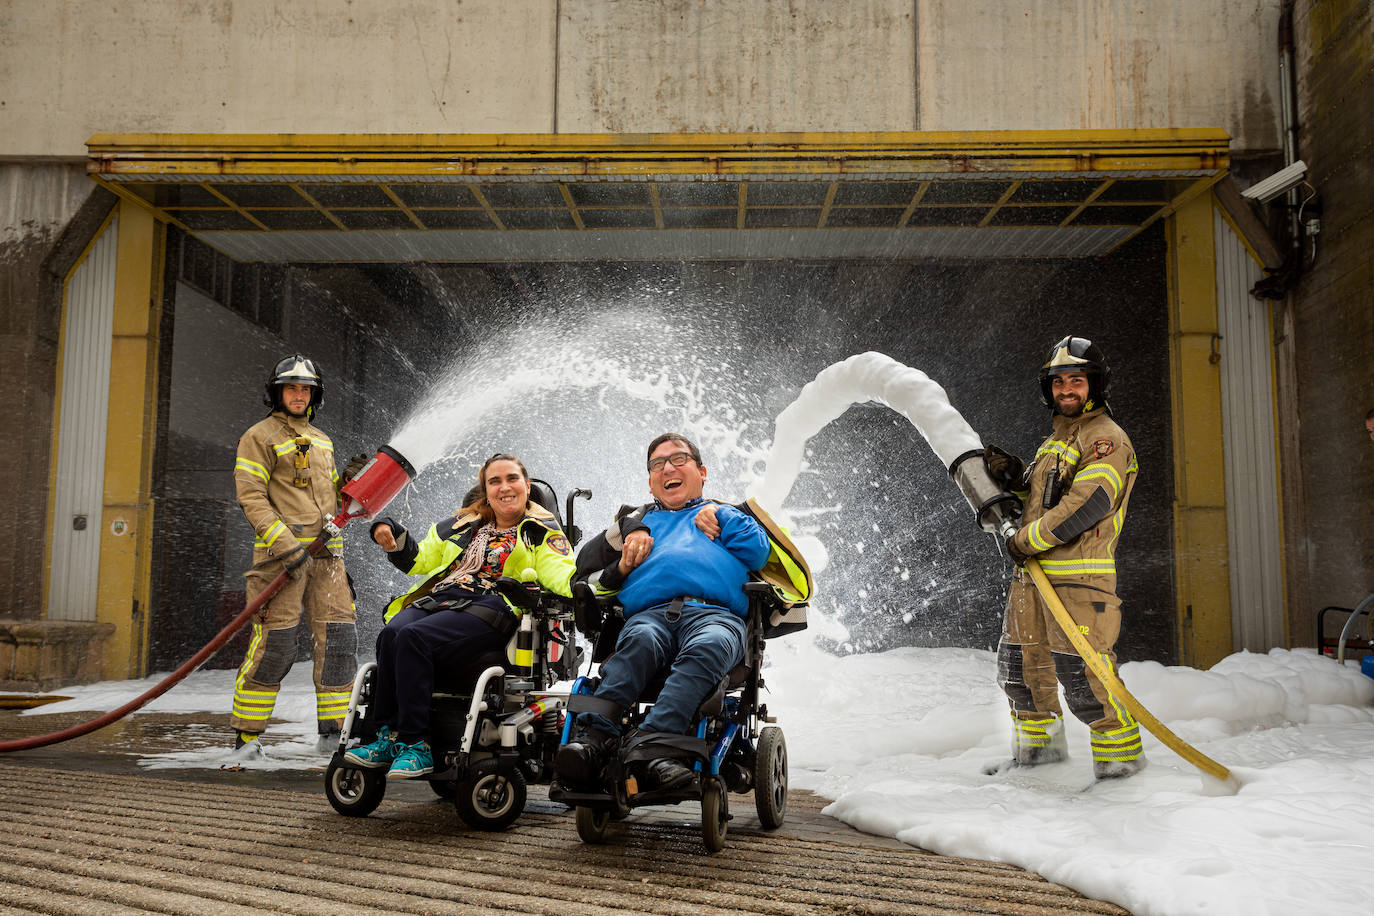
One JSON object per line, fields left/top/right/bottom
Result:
{"left": 572, "top": 581, "right": 624, "bottom": 634}
{"left": 493, "top": 575, "right": 540, "bottom": 611}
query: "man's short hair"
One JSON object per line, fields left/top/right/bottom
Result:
{"left": 1366, "top": 407, "right": 1374, "bottom": 421}
{"left": 646, "top": 432, "right": 702, "bottom": 469}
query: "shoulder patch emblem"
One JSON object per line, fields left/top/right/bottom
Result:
{"left": 1091, "top": 438, "right": 1115, "bottom": 458}
{"left": 546, "top": 533, "right": 571, "bottom": 556}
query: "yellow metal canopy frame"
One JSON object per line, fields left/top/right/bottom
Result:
{"left": 87, "top": 130, "right": 1229, "bottom": 263}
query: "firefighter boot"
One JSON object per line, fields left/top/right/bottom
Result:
{"left": 231, "top": 730, "right": 265, "bottom": 760}
{"left": 1091, "top": 723, "right": 1146, "bottom": 779}
{"left": 1094, "top": 756, "right": 1148, "bottom": 780}
{"left": 983, "top": 715, "right": 1067, "bottom": 775}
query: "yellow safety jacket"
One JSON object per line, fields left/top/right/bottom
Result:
{"left": 381, "top": 503, "right": 575, "bottom": 623}
{"left": 233, "top": 410, "right": 342, "bottom": 563}
{"left": 1011, "top": 406, "right": 1137, "bottom": 592}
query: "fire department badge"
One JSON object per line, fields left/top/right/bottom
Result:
{"left": 1091, "top": 438, "right": 1115, "bottom": 458}
{"left": 546, "top": 533, "right": 571, "bottom": 556}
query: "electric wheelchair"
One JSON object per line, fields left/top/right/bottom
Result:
{"left": 323, "top": 481, "right": 590, "bottom": 830}
{"left": 549, "top": 579, "right": 804, "bottom": 852}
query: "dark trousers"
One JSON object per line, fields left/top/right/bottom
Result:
{"left": 372, "top": 601, "right": 506, "bottom": 744}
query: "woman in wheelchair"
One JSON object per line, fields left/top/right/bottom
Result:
{"left": 344, "top": 453, "right": 575, "bottom": 778}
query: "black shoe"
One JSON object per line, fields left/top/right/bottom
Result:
{"left": 642, "top": 757, "right": 695, "bottom": 793}
{"left": 556, "top": 731, "right": 612, "bottom": 788}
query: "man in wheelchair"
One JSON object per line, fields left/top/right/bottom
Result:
{"left": 556, "top": 432, "right": 771, "bottom": 794}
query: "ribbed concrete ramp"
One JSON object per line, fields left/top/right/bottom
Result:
{"left": 0, "top": 762, "right": 1128, "bottom": 915}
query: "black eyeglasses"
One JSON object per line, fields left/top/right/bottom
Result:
{"left": 648, "top": 451, "right": 695, "bottom": 472}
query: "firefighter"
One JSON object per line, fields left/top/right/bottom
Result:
{"left": 982, "top": 336, "right": 1146, "bottom": 780}
{"left": 229, "top": 355, "right": 366, "bottom": 755}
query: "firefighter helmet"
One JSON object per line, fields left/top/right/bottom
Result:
{"left": 263, "top": 354, "right": 324, "bottom": 413}
{"left": 1038, "top": 335, "right": 1111, "bottom": 411}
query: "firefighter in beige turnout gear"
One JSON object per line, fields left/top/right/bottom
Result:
{"left": 229, "top": 355, "right": 366, "bottom": 754}
{"left": 983, "top": 336, "right": 1146, "bottom": 780}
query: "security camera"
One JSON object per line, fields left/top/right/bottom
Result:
{"left": 1241, "top": 160, "right": 1308, "bottom": 203}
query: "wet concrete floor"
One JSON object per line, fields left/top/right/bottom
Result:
{"left": 0, "top": 709, "right": 1131, "bottom": 915}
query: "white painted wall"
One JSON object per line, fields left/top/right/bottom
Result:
{"left": 0, "top": 0, "right": 1281, "bottom": 156}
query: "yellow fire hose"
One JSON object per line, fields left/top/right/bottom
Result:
{"left": 1022, "top": 556, "right": 1240, "bottom": 792}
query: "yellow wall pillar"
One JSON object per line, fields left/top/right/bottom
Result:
{"left": 95, "top": 201, "right": 163, "bottom": 679}
{"left": 1166, "top": 193, "right": 1231, "bottom": 667}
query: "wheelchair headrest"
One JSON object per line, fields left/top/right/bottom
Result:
{"left": 528, "top": 478, "right": 565, "bottom": 528}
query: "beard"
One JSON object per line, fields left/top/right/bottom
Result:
{"left": 1055, "top": 397, "right": 1084, "bottom": 417}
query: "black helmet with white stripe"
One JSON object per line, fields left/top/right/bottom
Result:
{"left": 263, "top": 354, "right": 324, "bottom": 414}
{"left": 1038, "top": 336, "right": 1111, "bottom": 412}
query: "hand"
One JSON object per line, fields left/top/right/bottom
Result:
{"left": 283, "top": 545, "right": 312, "bottom": 579}
{"left": 372, "top": 524, "right": 397, "bottom": 551}
{"left": 694, "top": 503, "right": 721, "bottom": 540}
{"left": 618, "top": 530, "right": 654, "bottom": 575}
{"left": 342, "top": 452, "right": 370, "bottom": 483}
{"left": 984, "top": 444, "right": 1025, "bottom": 491}
{"left": 1004, "top": 534, "right": 1030, "bottom": 567}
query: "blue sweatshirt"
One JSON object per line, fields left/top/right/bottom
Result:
{"left": 615, "top": 499, "right": 771, "bottom": 618}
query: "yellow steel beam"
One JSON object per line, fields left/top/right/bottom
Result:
{"left": 96, "top": 202, "right": 163, "bottom": 679}
{"left": 86, "top": 129, "right": 1229, "bottom": 179}
{"left": 1167, "top": 192, "right": 1232, "bottom": 668}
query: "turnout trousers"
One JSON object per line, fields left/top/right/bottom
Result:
{"left": 231, "top": 556, "right": 357, "bottom": 735}
{"left": 997, "top": 569, "right": 1143, "bottom": 766}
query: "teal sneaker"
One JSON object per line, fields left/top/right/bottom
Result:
{"left": 343, "top": 726, "right": 399, "bottom": 769}
{"left": 387, "top": 740, "right": 434, "bottom": 779}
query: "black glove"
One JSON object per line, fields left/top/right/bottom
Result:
{"left": 283, "top": 544, "right": 312, "bottom": 580}
{"left": 1003, "top": 534, "right": 1030, "bottom": 567}
{"left": 983, "top": 444, "right": 1025, "bottom": 491}
{"left": 341, "top": 452, "right": 370, "bottom": 483}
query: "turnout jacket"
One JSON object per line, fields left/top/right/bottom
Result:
{"left": 1010, "top": 406, "right": 1137, "bottom": 593}
{"left": 234, "top": 410, "right": 342, "bottom": 564}
{"left": 376, "top": 502, "right": 575, "bottom": 623}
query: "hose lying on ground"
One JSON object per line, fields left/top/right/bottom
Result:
{"left": 0, "top": 566, "right": 294, "bottom": 754}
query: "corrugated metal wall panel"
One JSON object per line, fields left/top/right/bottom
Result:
{"left": 1214, "top": 208, "right": 1285, "bottom": 651}
{"left": 47, "top": 213, "right": 119, "bottom": 622}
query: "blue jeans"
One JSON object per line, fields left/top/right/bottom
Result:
{"left": 581, "top": 602, "right": 747, "bottom": 737}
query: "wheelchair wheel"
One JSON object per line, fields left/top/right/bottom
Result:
{"left": 325, "top": 758, "right": 387, "bottom": 817}
{"left": 455, "top": 759, "right": 527, "bottom": 831}
{"left": 753, "top": 725, "right": 788, "bottom": 829}
{"left": 574, "top": 805, "right": 612, "bottom": 844}
{"left": 701, "top": 776, "right": 729, "bottom": 853}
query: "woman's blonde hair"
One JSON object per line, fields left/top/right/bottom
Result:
{"left": 460, "top": 453, "right": 529, "bottom": 524}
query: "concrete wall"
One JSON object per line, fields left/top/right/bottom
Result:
{"left": 2, "top": 0, "right": 1279, "bottom": 156}
{"left": 1286, "top": 0, "right": 1374, "bottom": 647}
{"left": 0, "top": 164, "right": 110, "bottom": 624}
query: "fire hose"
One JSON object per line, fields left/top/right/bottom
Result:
{"left": 0, "top": 445, "right": 416, "bottom": 755}
{"left": 949, "top": 449, "right": 1239, "bottom": 792}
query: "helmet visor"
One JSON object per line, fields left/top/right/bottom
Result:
{"left": 272, "top": 355, "right": 321, "bottom": 386}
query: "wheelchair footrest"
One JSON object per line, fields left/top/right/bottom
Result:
{"left": 549, "top": 785, "right": 614, "bottom": 807}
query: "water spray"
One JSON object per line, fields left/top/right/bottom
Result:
{"left": 0, "top": 445, "right": 418, "bottom": 755}
{"left": 753, "top": 351, "right": 1238, "bottom": 793}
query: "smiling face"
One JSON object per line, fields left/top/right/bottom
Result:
{"left": 280, "top": 382, "right": 314, "bottom": 417}
{"left": 648, "top": 439, "right": 706, "bottom": 510}
{"left": 484, "top": 459, "right": 530, "bottom": 527}
{"left": 1366, "top": 416, "right": 1374, "bottom": 443}
{"left": 1051, "top": 372, "right": 1091, "bottom": 417}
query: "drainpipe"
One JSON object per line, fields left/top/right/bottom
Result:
{"left": 1278, "top": 1, "right": 1300, "bottom": 247}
